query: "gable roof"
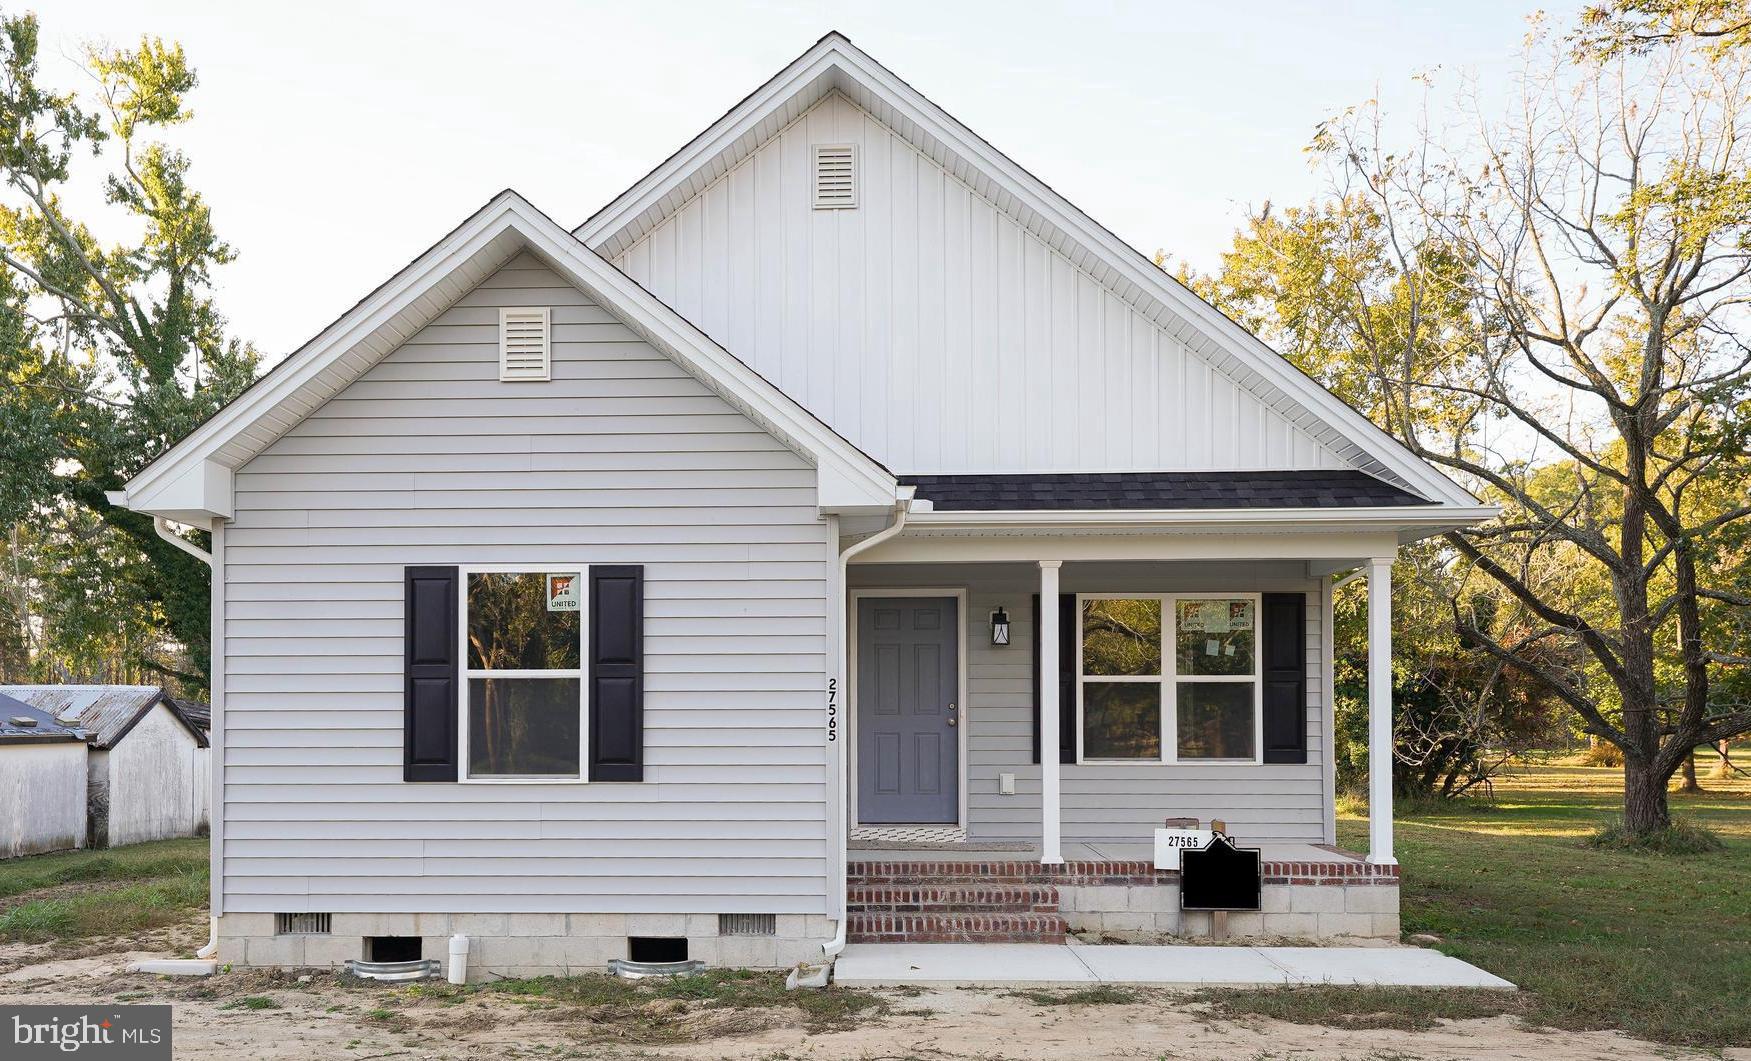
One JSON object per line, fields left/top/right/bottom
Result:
{"left": 576, "top": 32, "right": 1481, "bottom": 511}
{"left": 115, "top": 191, "right": 900, "bottom": 526}
{"left": 0, "top": 685, "right": 206, "bottom": 749}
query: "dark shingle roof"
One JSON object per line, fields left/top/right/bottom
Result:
{"left": 169, "top": 698, "right": 211, "bottom": 736}
{"left": 899, "top": 471, "right": 1429, "bottom": 511}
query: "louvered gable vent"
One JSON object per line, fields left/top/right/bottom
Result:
{"left": 812, "top": 144, "right": 856, "bottom": 209}
{"left": 499, "top": 307, "right": 551, "bottom": 382}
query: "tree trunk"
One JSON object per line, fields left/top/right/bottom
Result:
{"left": 1716, "top": 740, "right": 1735, "bottom": 780}
{"left": 1623, "top": 758, "right": 1673, "bottom": 833}
{"left": 1677, "top": 751, "right": 1701, "bottom": 793}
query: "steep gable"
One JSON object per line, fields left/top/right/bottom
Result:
{"left": 581, "top": 34, "right": 1479, "bottom": 507}
{"left": 611, "top": 90, "right": 1346, "bottom": 476}
{"left": 117, "top": 192, "right": 898, "bottom": 525}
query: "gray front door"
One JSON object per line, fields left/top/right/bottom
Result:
{"left": 857, "top": 596, "right": 959, "bottom": 824}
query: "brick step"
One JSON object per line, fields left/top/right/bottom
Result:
{"left": 847, "top": 911, "right": 1067, "bottom": 944}
{"left": 848, "top": 883, "right": 1060, "bottom": 913}
{"left": 849, "top": 861, "right": 1157, "bottom": 886}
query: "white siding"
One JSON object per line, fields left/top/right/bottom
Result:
{"left": 106, "top": 704, "right": 207, "bottom": 847}
{"left": 850, "top": 562, "right": 1332, "bottom": 845}
{"left": 614, "top": 92, "right": 1344, "bottom": 476}
{"left": 0, "top": 742, "right": 88, "bottom": 858}
{"left": 223, "top": 255, "right": 831, "bottom": 914}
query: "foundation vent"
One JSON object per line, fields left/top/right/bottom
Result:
{"left": 718, "top": 913, "right": 777, "bottom": 937}
{"left": 275, "top": 912, "right": 332, "bottom": 936}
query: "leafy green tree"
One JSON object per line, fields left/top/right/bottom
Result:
{"left": 0, "top": 12, "right": 256, "bottom": 690}
{"left": 1574, "top": 0, "right": 1751, "bottom": 57}
{"left": 1244, "top": 15, "right": 1751, "bottom": 835}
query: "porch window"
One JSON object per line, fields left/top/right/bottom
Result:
{"left": 462, "top": 570, "right": 584, "bottom": 780}
{"left": 1077, "top": 594, "right": 1261, "bottom": 763}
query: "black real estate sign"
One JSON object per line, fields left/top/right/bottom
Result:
{"left": 1179, "top": 834, "right": 1262, "bottom": 911}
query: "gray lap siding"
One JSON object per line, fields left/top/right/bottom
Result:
{"left": 849, "top": 561, "right": 1335, "bottom": 846}
{"left": 222, "top": 254, "right": 832, "bottom": 915}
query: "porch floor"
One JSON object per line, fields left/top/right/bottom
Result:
{"left": 848, "top": 841, "right": 1360, "bottom": 863}
{"left": 832, "top": 943, "right": 1514, "bottom": 989}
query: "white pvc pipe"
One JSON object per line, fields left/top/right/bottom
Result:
{"left": 822, "top": 494, "right": 913, "bottom": 960}
{"left": 447, "top": 934, "right": 470, "bottom": 984}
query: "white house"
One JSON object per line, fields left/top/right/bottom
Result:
{"left": 110, "top": 34, "right": 1492, "bottom": 975}
{"left": 2, "top": 686, "right": 211, "bottom": 848}
{"left": 0, "top": 693, "right": 89, "bottom": 859}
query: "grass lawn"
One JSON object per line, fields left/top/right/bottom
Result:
{"left": 1314, "top": 757, "right": 1751, "bottom": 1048}
{"left": 0, "top": 837, "right": 208, "bottom": 944}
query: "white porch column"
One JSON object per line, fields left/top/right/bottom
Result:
{"left": 1038, "top": 560, "right": 1064, "bottom": 865}
{"left": 1366, "top": 555, "right": 1396, "bottom": 865}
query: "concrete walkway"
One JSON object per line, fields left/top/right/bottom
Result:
{"left": 833, "top": 943, "right": 1514, "bottom": 989}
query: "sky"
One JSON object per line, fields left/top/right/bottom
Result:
{"left": 43, "top": 0, "right": 1574, "bottom": 366}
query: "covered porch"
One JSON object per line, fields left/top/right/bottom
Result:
{"left": 827, "top": 495, "right": 1439, "bottom": 944}
{"left": 838, "top": 543, "right": 1401, "bottom": 868}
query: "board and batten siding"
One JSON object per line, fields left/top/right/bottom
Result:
{"left": 611, "top": 91, "right": 1346, "bottom": 477}
{"left": 850, "top": 562, "right": 1334, "bottom": 846}
{"left": 223, "top": 253, "right": 831, "bottom": 915}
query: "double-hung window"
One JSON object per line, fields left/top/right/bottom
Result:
{"left": 1076, "top": 593, "right": 1262, "bottom": 764}
{"left": 461, "top": 568, "right": 585, "bottom": 781}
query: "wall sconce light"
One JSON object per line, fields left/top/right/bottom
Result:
{"left": 990, "top": 607, "right": 1010, "bottom": 646}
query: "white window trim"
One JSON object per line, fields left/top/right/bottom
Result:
{"left": 458, "top": 563, "right": 589, "bottom": 784}
{"left": 1074, "top": 591, "right": 1264, "bottom": 766}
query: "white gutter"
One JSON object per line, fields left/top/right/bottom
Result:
{"left": 143, "top": 513, "right": 220, "bottom": 963}
{"left": 154, "top": 516, "right": 214, "bottom": 566}
{"left": 822, "top": 490, "right": 915, "bottom": 960}
{"left": 904, "top": 504, "right": 1501, "bottom": 532}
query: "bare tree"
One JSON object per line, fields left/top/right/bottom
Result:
{"left": 1314, "top": 21, "right": 1751, "bottom": 835}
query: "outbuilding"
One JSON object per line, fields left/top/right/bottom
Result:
{"left": 1, "top": 686, "right": 210, "bottom": 848}
{"left": 0, "top": 692, "right": 90, "bottom": 858}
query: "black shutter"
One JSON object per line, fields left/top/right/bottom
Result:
{"left": 589, "top": 565, "right": 644, "bottom": 781}
{"left": 404, "top": 566, "right": 459, "bottom": 782}
{"left": 1261, "top": 592, "right": 1307, "bottom": 764}
{"left": 1030, "top": 593, "right": 1077, "bottom": 765}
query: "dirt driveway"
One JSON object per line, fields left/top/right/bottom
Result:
{"left": 0, "top": 930, "right": 1706, "bottom": 1061}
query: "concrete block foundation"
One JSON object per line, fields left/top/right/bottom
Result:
{"left": 215, "top": 911, "right": 833, "bottom": 980}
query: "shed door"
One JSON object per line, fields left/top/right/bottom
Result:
{"left": 856, "top": 597, "right": 959, "bottom": 824}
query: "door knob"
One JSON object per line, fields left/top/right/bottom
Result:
{"left": 947, "top": 703, "right": 958, "bottom": 727}
{"left": 947, "top": 717, "right": 958, "bottom": 727}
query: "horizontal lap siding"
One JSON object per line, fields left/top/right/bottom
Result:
{"left": 850, "top": 562, "right": 1331, "bottom": 846}
{"left": 224, "top": 254, "right": 830, "bottom": 914}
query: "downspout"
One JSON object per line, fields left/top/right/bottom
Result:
{"left": 822, "top": 490, "right": 913, "bottom": 960}
{"left": 154, "top": 516, "right": 220, "bottom": 963}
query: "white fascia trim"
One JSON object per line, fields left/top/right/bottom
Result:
{"left": 906, "top": 504, "right": 1501, "bottom": 533}
{"left": 575, "top": 43, "right": 838, "bottom": 248}
{"left": 577, "top": 34, "right": 1480, "bottom": 511}
{"left": 122, "top": 190, "right": 895, "bottom": 517}
{"left": 500, "top": 199, "right": 895, "bottom": 512}
{"left": 125, "top": 191, "right": 528, "bottom": 507}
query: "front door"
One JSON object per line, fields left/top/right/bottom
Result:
{"left": 856, "top": 596, "right": 959, "bottom": 824}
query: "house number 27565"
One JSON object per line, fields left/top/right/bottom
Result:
{"left": 826, "top": 678, "right": 839, "bottom": 742}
